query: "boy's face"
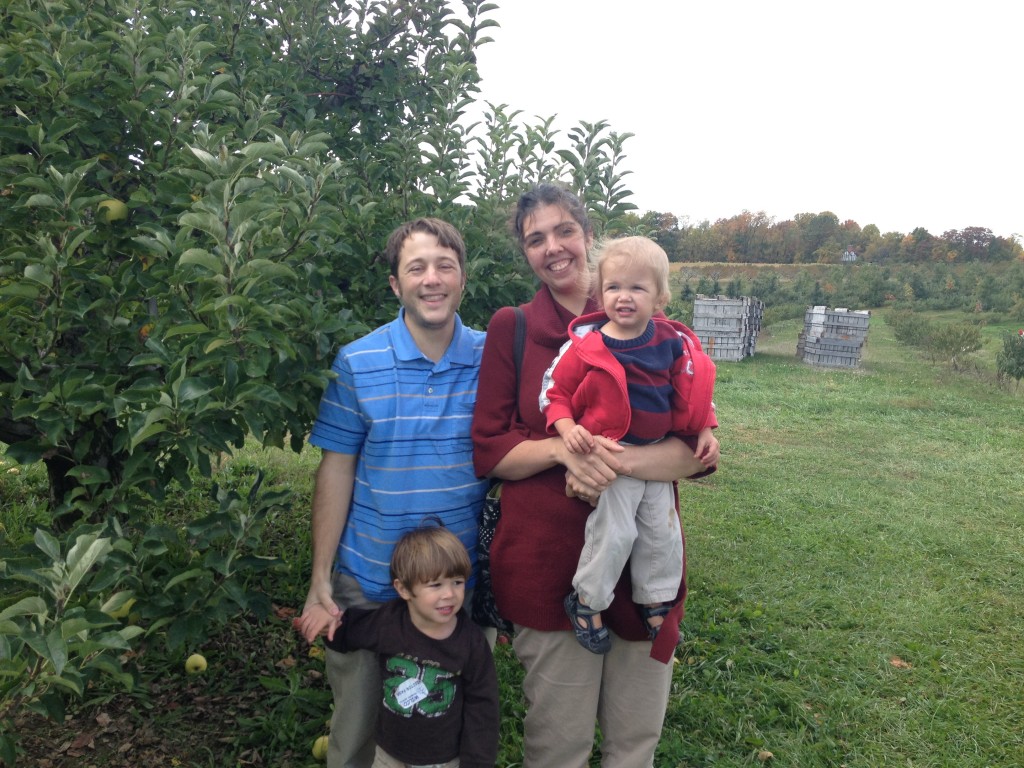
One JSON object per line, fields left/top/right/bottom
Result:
{"left": 394, "top": 575, "right": 466, "bottom": 639}
{"left": 599, "top": 256, "right": 663, "bottom": 339}
{"left": 389, "top": 231, "right": 465, "bottom": 334}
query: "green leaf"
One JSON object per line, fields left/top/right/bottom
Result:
{"left": 45, "top": 628, "right": 69, "bottom": 676}
{"left": 39, "top": 671, "right": 82, "bottom": 696}
{"left": 178, "top": 248, "right": 224, "bottom": 274}
{"left": 177, "top": 378, "right": 214, "bottom": 402}
{"left": 65, "top": 534, "right": 113, "bottom": 596}
{"left": 0, "top": 281, "right": 41, "bottom": 299}
{"left": 163, "top": 568, "right": 206, "bottom": 591}
{"left": 179, "top": 213, "right": 227, "bottom": 242}
{"left": 64, "top": 465, "right": 112, "bottom": 486}
{"left": 0, "top": 597, "right": 48, "bottom": 622}
{"left": 25, "top": 193, "right": 59, "bottom": 208}
{"left": 129, "top": 405, "right": 173, "bottom": 452}
{"left": 0, "top": 619, "right": 22, "bottom": 635}
{"left": 163, "top": 322, "right": 210, "bottom": 339}
{"left": 23, "top": 263, "right": 53, "bottom": 289}
{"left": 33, "top": 529, "right": 61, "bottom": 563}
{"left": 58, "top": 617, "right": 97, "bottom": 638}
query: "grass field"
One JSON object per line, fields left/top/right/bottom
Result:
{"left": 5, "top": 311, "right": 1023, "bottom": 767}
{"left": 661, "top": 315, "right": 1023, "bottom": 766}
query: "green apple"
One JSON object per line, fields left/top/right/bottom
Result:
{"left": 97, "top": 198, "right": 128, "bottom": 223}
{"left": 312, "top": 735, "right": 329, "bottom": 761}
{"left": 185, "top": 653, "right": 208, "bottom": 674}
{"left": 106, "top": 597, "right": 136, "bottom": 620}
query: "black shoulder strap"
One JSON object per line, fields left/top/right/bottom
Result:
{"left": 512, "top": 306, "right": 525, "bottom": 381}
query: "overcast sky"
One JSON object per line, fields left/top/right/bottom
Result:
{"left": 471, "top": 1, "right": 1022, "bottom": 238}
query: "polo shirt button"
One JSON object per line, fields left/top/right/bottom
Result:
{"left": 427, "top": 386, "right": 434, "bottom": 394}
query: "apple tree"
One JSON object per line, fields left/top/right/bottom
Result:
{"left": 0, "top": 0, "right": 508, "bottom": 521}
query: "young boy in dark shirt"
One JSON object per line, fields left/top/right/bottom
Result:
{"left": 297, "top": 524, "right": 499, "bottom": 768}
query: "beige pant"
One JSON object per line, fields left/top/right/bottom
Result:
{"left": 323, "top": 573, "right": 494, "bottom": 768}
{"left": 324, "top": 574, "right": 380, "bottom": 768}
{"left": 573, "top": 475, "right": 682, "bottom": 610}
{"left": 513, "top": 626, "right": 674, "bottom": 768}
{"left": 371, "top": 746, "right": 459, "bottom": 768}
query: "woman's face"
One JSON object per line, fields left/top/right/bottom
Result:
{"left": 520, "top": 204, "right": 592, "bottom": 298}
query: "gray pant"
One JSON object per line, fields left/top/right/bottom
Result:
{"left": 573, "top": 475, "right": 683, "bottom": 611}
{"left": 514, "top": 626, "right": 674, "bottom": 768}
{"left": 323, "top": 573, "right": 494, "bottom": 768}
{"left": 324, "top": 573, "right": 380, "bottom": 768}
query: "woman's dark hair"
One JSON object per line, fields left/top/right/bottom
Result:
{"left": 510, "top": 183, "right": 593, "bottom": 246}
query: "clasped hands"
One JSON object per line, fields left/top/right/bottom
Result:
{"left": 562, "top": 435, "right": 626, "bottom": 506}
{"left": 562, "top": 430, "right": 721, "bottom": 506}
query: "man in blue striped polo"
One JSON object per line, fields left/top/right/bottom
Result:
{"left": 296, "top": 218, "right": 489, "bottom": 768}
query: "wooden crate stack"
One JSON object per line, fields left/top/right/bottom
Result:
{"left": 797, "top": 306, "right": 871, "bottom": 367}
{"left": 691, "top": 295, "right": 764, "bottom": 362}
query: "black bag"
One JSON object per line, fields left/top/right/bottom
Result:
{"left": 471, "top": 483, "right": 513, "bottom": 633}
{"left": 470, "top": 308, "right": 524, "bottom": 635}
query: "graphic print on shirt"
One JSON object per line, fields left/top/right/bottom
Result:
{"left": 383, "top": 654, "right": 457, "bottom": 718}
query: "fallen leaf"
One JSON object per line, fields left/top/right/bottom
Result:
{"left": 71, "top": 732, "right": 95, "bottom": 750}
{"left": 889, "top": 656, "right": 913, "bottom": 669}
{"left": 273, "top": 603, "right": 298, "bottom": 619}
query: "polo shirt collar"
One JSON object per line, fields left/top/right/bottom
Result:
{"left": 392, "top": 309, "right": 475, "bottom": 366}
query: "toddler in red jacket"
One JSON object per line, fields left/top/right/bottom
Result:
{"left": 540, "top": 236, "right": 719, "bottom": 654}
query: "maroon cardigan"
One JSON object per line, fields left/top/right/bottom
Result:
{"left": 471, "top": 287, "right": 705, "bottom": 662}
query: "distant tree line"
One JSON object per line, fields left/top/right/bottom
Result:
{"left": 622, "top": 210, "right": 1022, "bottom": 266}
{"left": 673, "top": 260, "right": 1024, "bottom": 326}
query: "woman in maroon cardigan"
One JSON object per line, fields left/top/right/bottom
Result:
{"left": 471, "top": 183, "right": 717, "bottom": 767}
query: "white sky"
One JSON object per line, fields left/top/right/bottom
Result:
{"left": 471, "top": 1, "right": 1023, "bottom": 238}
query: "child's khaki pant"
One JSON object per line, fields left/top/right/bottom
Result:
{"left": 573, "top": 475, "right": 682, "bottom": 610}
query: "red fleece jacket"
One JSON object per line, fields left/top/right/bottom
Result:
{"left": 540, "top": 310, "right": 717, "bottom": 441}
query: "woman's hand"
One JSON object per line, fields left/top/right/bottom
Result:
{"left": 562, "top": 435, "right": 627, "bottom": 503}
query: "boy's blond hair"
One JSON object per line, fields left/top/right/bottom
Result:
{"left": 390, "top": 523, "right": 471, "bottom": 594}
{"left": 592, "top": 236, "right": 672, "bottom": 309}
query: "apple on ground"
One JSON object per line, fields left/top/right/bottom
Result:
{"left": 312, "top": 735, "right": 329, "bottom": 760}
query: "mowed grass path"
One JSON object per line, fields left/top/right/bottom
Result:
{"left": 649, "top": 317, "right": 1024, "bottom": 766}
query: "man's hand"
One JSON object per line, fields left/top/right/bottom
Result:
{"left": 295, "top": 584, "right": 343, "bottom": 642}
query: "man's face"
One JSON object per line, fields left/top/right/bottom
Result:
{"left": 389, "top": 231, "right": 466, "bottom": 333}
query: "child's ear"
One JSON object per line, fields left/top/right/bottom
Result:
{"left": 393, "top": 579, "right": 413, "bottom": 600}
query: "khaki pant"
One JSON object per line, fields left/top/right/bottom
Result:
{"left": 573, "top": 475, "right": 682, "bottom": 610}
{"left": 324, "top": 574, "right": 380, "bottom": 768}
{"left": 513, "top": 626, "right": 674, "bottom": 768}
{"left": 323, "top": 574, "right": 494, "bottom": 768}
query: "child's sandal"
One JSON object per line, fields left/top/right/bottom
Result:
{"left": 640, "top": 602, "right": 673, "bottom": 640}
{"left": 564, "top": 591, "right": 612, "bottom": 654}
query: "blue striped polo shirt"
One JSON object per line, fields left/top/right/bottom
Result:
{"left": 309, "top": 310, "right": 488, "bottom": 602}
